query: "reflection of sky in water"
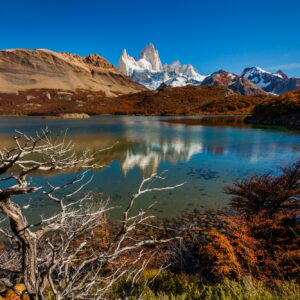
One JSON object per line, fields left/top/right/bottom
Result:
{"left": 0, "top": 116, "right": 299, "bottom": 220}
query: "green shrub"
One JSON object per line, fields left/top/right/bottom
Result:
{"left": 108, "top": 271, "right": 299, "bottom": 300}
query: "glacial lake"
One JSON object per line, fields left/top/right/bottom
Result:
{"left": 0, "top": 115, "right": 299, "bottom": 221}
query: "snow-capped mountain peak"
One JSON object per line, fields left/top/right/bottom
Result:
{"left": 241, "top": 66, "right": 299, "bottom": 94}
{"left": 242, "top": 67, "right": 272, "bottom": 88}
{"left": 164, "top": 61, "right": 181, "bottom": 73}
{"left": 241, "top": 66, "right": 270, "bottom": 80}
{"left": 164, "top": 61, "right": 206, "bottom": 83}
{"left": 180, "top": 64, "right": 206, "bottom": 82}
{"left": 202, "top": 70, "right": 267, "bottom": 96}
{"left": 118, "top": 43, "right": 206, "bottom": 89}
{"left": 119, "top": 43, "right": 162, "bottom": 77}
{"left": 139, "top": 43, "right": 163, "bottom": 72}
{"left": 275, "top": 69, "right": 288, "bottom": 79}
{"left": 118, "top": 49, "right": 140, "bottom": 76}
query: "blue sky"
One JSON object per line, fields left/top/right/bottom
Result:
{"left": 1, "top": 0, "right": 300, "bottom": 77}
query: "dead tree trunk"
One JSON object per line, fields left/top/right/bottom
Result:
{"left": 0, "top": 197, "right": 39, "bottom": 298}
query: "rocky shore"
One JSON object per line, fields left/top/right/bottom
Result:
{"left": 42, "top": 113, "right": 90, "bottom": 119}
{"left": 246, "top": 115, "right": 300, "bottom": 129}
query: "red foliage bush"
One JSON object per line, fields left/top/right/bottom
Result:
{"left": 159, "top": 160, "right": 300, "bottom": 281}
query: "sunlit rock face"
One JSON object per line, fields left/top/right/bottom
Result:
{"left": 139, "top": 43, "right": 163, "bottom": 72}
{"left": 118, "top": 43, "right": 206, "bottom": 89}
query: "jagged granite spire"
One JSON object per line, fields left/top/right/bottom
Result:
{"left": 139, "top": 43, "right": 163, "bottom": 72}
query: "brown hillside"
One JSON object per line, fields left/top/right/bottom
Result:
{"left": 0, "top": 85, "right": 273, "bottom": 116}
{"left": 246, "top": 89, "right": 300, "bottom": 128}
{"left": 114, "top": 85, "right": 272, "bottom": 115}
{"left": 0, "top": 49, "right": 146, "bottom": 96}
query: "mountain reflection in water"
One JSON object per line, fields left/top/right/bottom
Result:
{"left": 0, "top": 115, "right": 299, "bottom": 219}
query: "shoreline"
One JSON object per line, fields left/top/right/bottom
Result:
{"left": 0, "top": 112, "right": 252, "bottom": 117}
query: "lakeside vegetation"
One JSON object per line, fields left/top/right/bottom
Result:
{"left": 0, "top": 130, "right": 299, "bottom": 299}
{"left": 246, "top": 89, "right": 300, "bottom": 129}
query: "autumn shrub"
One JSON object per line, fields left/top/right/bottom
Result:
{"left": 226, "top": 161, "right": 300, "bottom": 217}
{"left": 224, "top": 160, "right": 300, "bottom": 279}
{"left": 155, "top": 160, "right": 300, "bottom": 283}
{"left": 197, "top": 161, "right": 299, "bottom": 281}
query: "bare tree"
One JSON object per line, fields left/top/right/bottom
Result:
{"left": 0, "top": 129, "right": 183, "bottom": 299}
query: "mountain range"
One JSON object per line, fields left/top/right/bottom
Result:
{"left": 0, "top": 44, "right": 299, "bottom": 98}
{"left": 119, "top": 43, "right": 206, "bottom": 90}
{"left": 118, "top": 43, "right": 300, "bottom": 96}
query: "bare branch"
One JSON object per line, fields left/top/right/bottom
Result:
{"left": 0, "top": 129, "right": 183, "bottom": 299}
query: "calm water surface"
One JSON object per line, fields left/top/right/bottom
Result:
{"left": 0, "top": 116, "right": 299, "bottom": 220}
